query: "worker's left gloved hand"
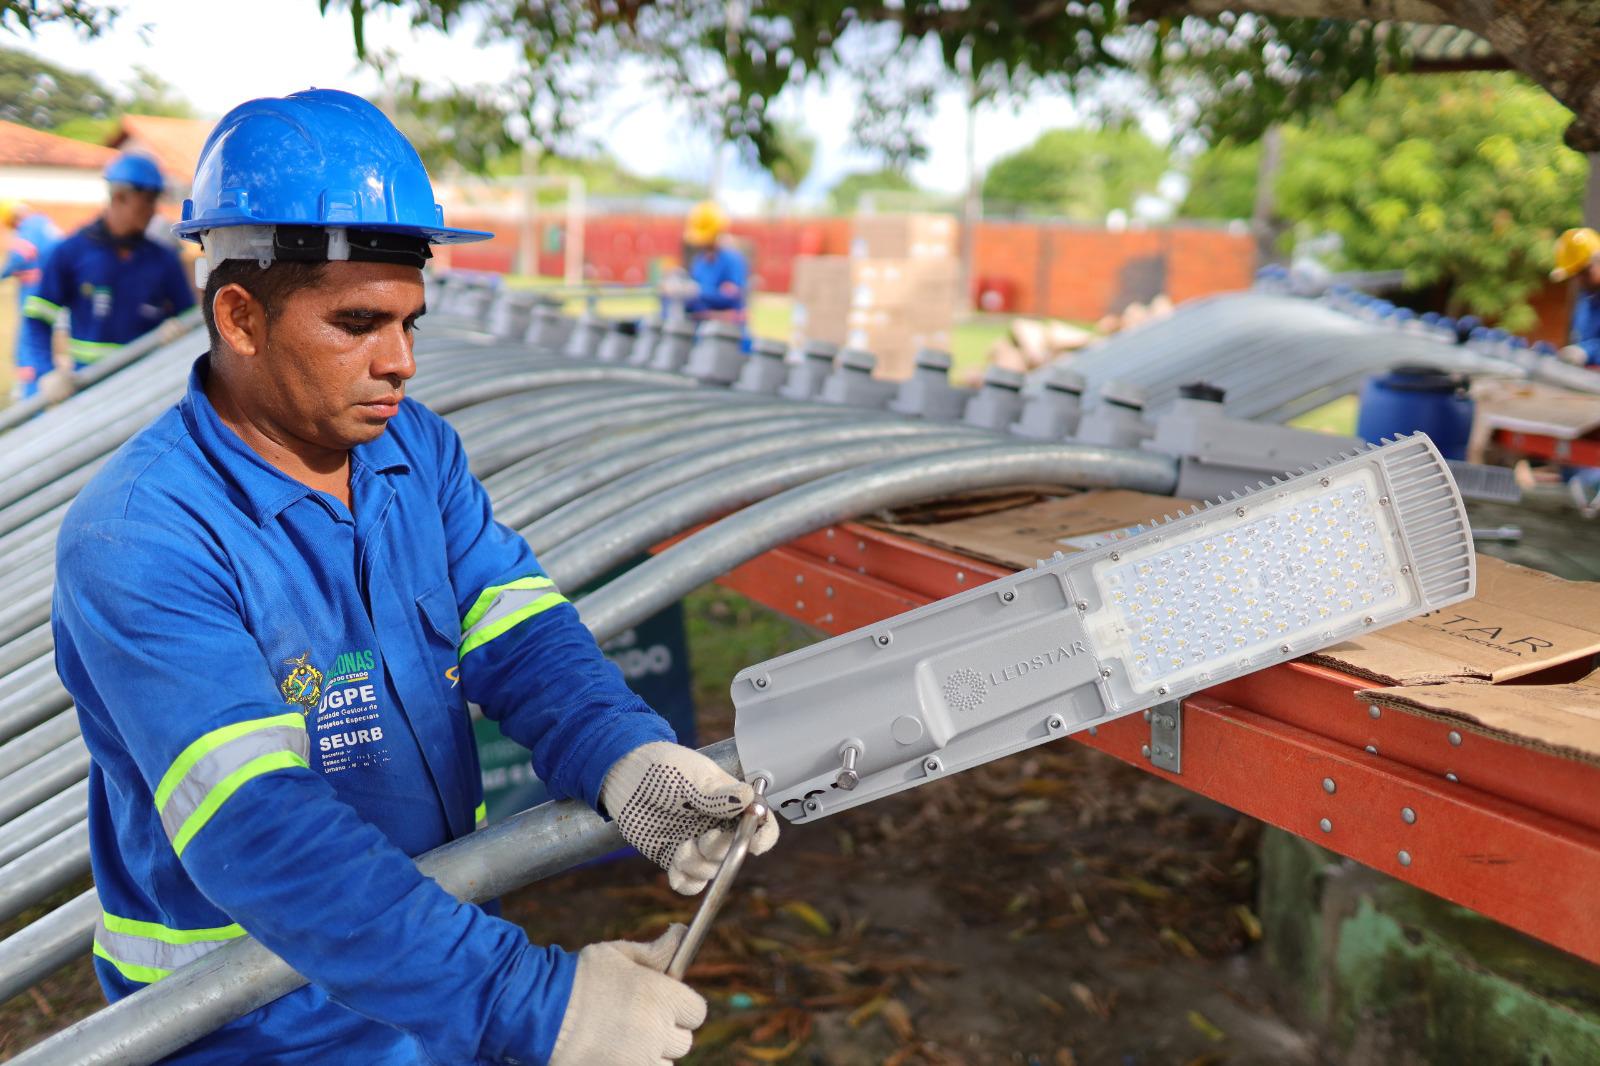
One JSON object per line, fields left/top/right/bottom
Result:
{"left": 37, "top": 369, "right": 76, "bottom": 405}
{"left": 601, "top": 741, "right": 779, "bottom": 894}
{"left": 1558, "top": 344, "right": 1591, "bottom": 367}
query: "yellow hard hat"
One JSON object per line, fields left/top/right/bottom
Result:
{"left": 684, "top": 200, "right": 728, "bottom": 245}
{"left": 0, "top": 199, "right": 23, "bottom": 227}
{"left": 1551, "top": 227, "right": 1600, "bottom": 281}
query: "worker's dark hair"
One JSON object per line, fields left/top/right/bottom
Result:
{"left": 202, "top": 259, "right": 327, "bottom": 351}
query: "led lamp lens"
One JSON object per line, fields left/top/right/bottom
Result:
{"left": 1088, "top": 470, "right": 1414, "bottom": 696}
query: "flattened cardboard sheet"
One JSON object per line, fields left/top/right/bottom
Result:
{"left": 872, "top": 491, "right": 1600, "bottom": 761}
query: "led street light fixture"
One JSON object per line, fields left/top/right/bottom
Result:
{"left": 733, "top": 435, "right": 1475, "bottom": 822}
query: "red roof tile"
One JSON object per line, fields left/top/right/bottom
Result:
{"left": 0, "top": 120, "right": 117, "bottom": 170}
{"left": 109, "top": 114, "right": 213, "bottom": 187}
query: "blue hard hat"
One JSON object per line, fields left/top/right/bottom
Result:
{"left": 105, "top": 152, "right": 165, "bottom": 193}
{"left": 174, "top": 88, "right": 490, "bottom": 246}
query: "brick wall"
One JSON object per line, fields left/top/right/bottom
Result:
{"left": 417, "top": 211, "right": 1579, "bottom": 343}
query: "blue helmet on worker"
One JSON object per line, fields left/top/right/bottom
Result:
{"left": 104, "top": 151, "right": 166, "bottom": 194}
{"left": 174, "top": 88, "right": 491, "bottom": 278}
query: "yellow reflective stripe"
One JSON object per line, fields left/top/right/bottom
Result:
{"left": 461, "top": 576, "right": 557, "bottom": 633}
{"left": 93, "top": 940, "right": 170, "bottom": 984}
{"left": 68, "top": 339, "right": 122, "bottom": 363}
{"left": 172, "top": 750, "right": 309, "bottom": 856}
{"left": 474, "top": 801, "right": 488, "bottom": 827}
{"left": 100, "top": 912, "right": 244, "bottom": 945}
{"left": 155, "top": 713, "right": 306, "bottom": 812}
{"left": 22, "top": 294, "right": 60, "bottom": 322}
{"left": 459, "top": 591, "right": 567, "bottom": 659}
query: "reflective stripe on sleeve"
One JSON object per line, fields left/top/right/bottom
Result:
{"left": 92, "top": 911, "right": 246, "bottom": 985}
{"left": 459, "top": 576, "right": 568, "bottom": 658}
{"left": 22, "top": 294, "right": 60, "bottom": 323}
{"left": 154, "top": 713, "right": 310, "bottom": 856}
{"left": 68, "top": 338, "right": 122, "bottom": 364}
{"left": 474, "top": 801, "right": 488, "bottom": 829}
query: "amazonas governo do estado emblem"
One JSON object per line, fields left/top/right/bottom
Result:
{"left": 279, "top": 652, "right": 324, "bottom": 712}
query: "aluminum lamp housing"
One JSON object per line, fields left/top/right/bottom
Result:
{"left": 732, "top": 435, "right": 1474, "bottom": 823}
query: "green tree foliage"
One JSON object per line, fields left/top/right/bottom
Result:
{"left": 982, "top": 127, "right": 1169, "bottom": 221}
{"left": 123, "top": 65, "right": 195, "bottom": 117}
{"left": 299, "top": 0, "right": 1425, "bottom": 172}
{"left": 1274, "top": 74, "right": 1587, "bottom": 331}
{"left": 827, "top": 168, "right": 919, "bottom": 214}
{"left": 764, "top": 119, "right": 815, "bottom": 196}
{"left": 0, "top": 43, "right": 113, "bottom": 128}
{"left": 1178, "top": 139, "right": 1262, "bottom": 222}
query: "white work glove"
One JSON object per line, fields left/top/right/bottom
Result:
{"left": 1558, "top": 344, "right": 1591, "bottom": 366}
{"left": 549, "top": 925, "right": 706, "bottom": 1066}
{"left": 601, "top": 741, "right": 779, "bottom": 894}
{"left": 659, "top": 273, "right": 699, "bottom": 301}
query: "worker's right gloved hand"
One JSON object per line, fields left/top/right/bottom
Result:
{"left": 548, "top": 925, "right": 706, "bottom": 1066}
{"left": 1558, "top": 344, "right": 1591, "bottom": 367}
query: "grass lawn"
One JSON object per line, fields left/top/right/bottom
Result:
{"left": 1287, "top": 395, "right": 1360, "bottom": 437}
{"left": 503, "top": 275, "right": 1020, "bottom": 375}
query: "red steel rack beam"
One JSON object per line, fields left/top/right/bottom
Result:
{"left": 706, "top": 520, "right": 1600, "bottom": 967}
{"left": 1492, "top": 428, "right": 1600, "bottom": 467}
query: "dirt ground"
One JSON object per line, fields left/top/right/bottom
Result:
{"left": 1, "top": 588, "right": 1325, "bottom": 1065}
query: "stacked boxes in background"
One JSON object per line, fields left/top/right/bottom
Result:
{"left": 791, "top": 213, "right": 961, "bottom": 379}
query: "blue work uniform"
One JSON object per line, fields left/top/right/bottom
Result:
{"left": 53, "top": 358, "right": 675, "bottom": 1065}
{"left": 22, "top": 216, "right": 193, "bottom": 370}
{"left": 683, "top": 245, "right": 749, "bottom": 322}
{"left": 1572, "top": 285, "right": 1600, "bottom": 367}
{"left": 2, "top": 212, "right": 62, "bottom": 396}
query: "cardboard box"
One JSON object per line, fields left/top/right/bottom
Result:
{"left": 873, "top": 491, "right": 1600, "bottom": 763}
{"left": 790, "top": 255, "right": 960, "bottom": 376}
{"left": 850, "top": 213, "right": 960, "bottom": 259}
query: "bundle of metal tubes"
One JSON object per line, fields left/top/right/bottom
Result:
{"left": 1060, "top": 291, "right": 1558, "bottom": 423}
{"left": 0, "top": 278, "right": 1179, "bottom": 1064}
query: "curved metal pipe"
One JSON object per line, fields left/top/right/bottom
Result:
{"left": 575, "top": 443, "right": 1178, "bottom": 641}
{"left": 0, "top": 890, "right": 98, "bottom": 1010}
{"left": 488, "top": 410, "right": 868, "bottom": 529}
{"left": 543, "top": 434, "right": 1000, "bottom": 592}
{"left": 0, "top": 782, "right": 89, "bottom": 868}
{"left": 520, "top": 419, "right": 992, "bottom": 556}
{"left": 0, "top": 822, "right": 90, "bottom": 925}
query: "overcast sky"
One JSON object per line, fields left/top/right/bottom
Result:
{"left": 8, "top": 0, "right": 1146, "bottom": 212}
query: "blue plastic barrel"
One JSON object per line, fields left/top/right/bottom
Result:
{"left": 1357, "top": 365, "right": 1475, "bottom": 460}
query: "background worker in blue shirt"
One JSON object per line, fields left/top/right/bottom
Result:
{"left": 662, "top": 200, "right": 749, "bottom": 337}
{"left": 1, "top": 200, "right": 62, "bottom": 398}
{"left": 53, "top": 89, "right": 775, "bottom": 1066}
{"left": 1551, "top": 227, "right": 1600, "bottom": 368}
{"left": 21, "top": 151, "right": 193, "bottom": 392}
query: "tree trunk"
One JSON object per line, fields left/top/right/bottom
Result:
{"left": 1132, "top": 0, "right": 1600, "bottom": 150}
{"left": 1250, "top": 124, "right": 1285, "bottom": 267}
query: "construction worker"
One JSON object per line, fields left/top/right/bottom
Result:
{"left": 20, "top": 151, "right": 193, "bottom": 395}
{"left": 0, "top": 200, "right": 61, "bottom": 398}
{"left": 52, "top": 89, "right": 775, "bottom": 1065}
{"left": 663, "top": 200, "right": 749, "bottom": 335}
{"left": 1551, "top": 227, "right": 1600, "bottom": 368}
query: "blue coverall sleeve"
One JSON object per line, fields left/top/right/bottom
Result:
{"left": 430, "top": 410, "right": 675, "bottom": 809}
{"left": 685, "top": 251, "right": 748, "bottom": 313}
{"left": 55, "top": 518, "right": 576, "bottom": 1065}
{"left": 20, "top": 239, "right": 67, "bottom": 364}
{"left": 1573, "top": 291, "right": 1600, "bottom": 365}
